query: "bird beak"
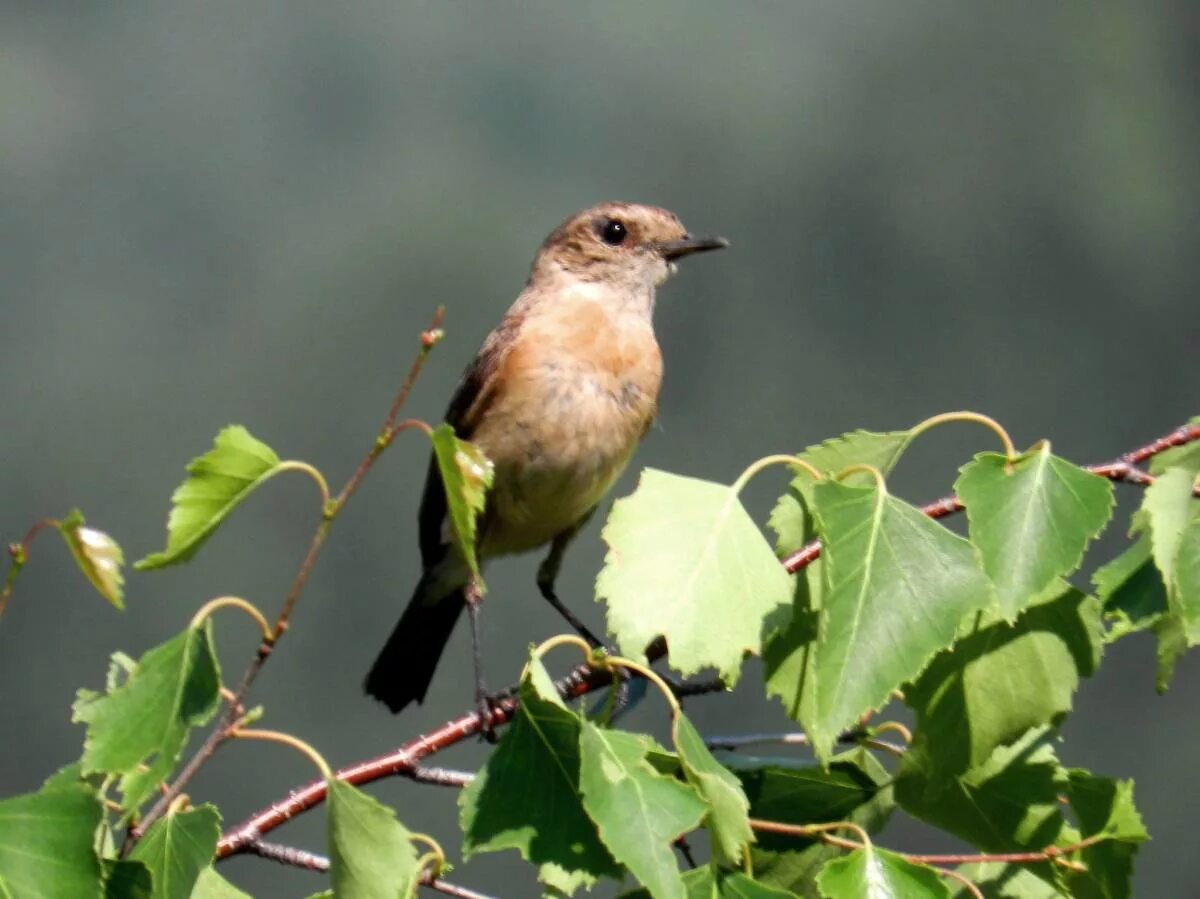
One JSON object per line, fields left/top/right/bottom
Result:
{"left": 654, "top": 235, "right": 730, "bottom": 260}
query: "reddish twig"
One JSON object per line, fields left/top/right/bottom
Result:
{"left": 782, "top": 422, "right": 1200, "bottom": 573}
{"left": 217, "top": 646, "right": 664, "bottom": 857}
{"left": 126, "top": 309, "right": 445, "bottom": 851}
{"left": 0, "top": 518, "right": 63, "bottom": 621}
{"left": 899, "top": 834, "right": 1101, "bottom": 867}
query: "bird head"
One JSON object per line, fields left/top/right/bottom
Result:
{"left": 531, "top": 202, "right": 727, "bottom": 290}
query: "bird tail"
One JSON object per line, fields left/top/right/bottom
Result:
{"left": 364, "top": 576, "right": 466, "bottom": 713}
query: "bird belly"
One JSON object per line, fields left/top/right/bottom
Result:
{"left": 473, "top": 363, "right": 656, "bottom": 557}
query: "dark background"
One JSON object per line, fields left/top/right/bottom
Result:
{"left": 1, "top": 2, "right": 1196, "bottom": 895}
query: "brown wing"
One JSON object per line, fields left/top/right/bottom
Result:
{"left": 416, "top": 315, "right": 521, "bottom": 569}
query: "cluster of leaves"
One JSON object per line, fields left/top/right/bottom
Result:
{"left": 1, "top": 413, "right": 1196, "bottom": 898}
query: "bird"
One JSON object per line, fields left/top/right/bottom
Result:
{"left": 364, "top": 202, "right": 728, "bottom": 716}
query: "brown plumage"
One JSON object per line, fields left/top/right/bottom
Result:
{"left": 365, "top": 202, "right": 727, "bottom": 714}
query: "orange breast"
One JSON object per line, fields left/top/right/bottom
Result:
{"left": 471, "top": 299, "right": 662, "bottom": 556}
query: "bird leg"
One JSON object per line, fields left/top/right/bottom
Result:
{"left": 464, "top": 576, "right": 499, "bottom": 742}
{"left": 537, "top": 523, "right": 605, "bottom": 649}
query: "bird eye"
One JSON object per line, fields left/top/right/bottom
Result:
{"left": 598, "top": 218, "right": 627, "bottom": 246}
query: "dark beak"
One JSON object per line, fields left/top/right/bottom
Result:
{"left": 655, "top": 234, "right": 730, "bottom": 261}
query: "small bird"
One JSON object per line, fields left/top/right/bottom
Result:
{"left": 365, "top": 202, "right": 728, "bottom": 715}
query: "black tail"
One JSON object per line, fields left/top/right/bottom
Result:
{"left": 364, "top": 580, "right": 466, "bottom": 713}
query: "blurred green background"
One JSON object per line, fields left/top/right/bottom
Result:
{"left": 1, "top": 2, "right": 1196, "bottom": 895}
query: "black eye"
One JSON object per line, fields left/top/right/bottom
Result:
{"left": 598, "top": 218, "right": 627, "bottom": 246}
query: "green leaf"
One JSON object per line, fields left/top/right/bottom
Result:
{"left": 735, "top": 749, "right": 894, "bottom": 895}
{"left": 189, "top": 868, "right": 252, "bottom": 899}
{"left": 597, "top": 469, "right": 794, "bottom": 684}
{"left": 672, "top": 714, "right": 753, "bottom": 866}
{"left": 1066, "top": 771, "right": 1146, "bottom": 843}
{"left": 136, "top": 425, "right": 284, "bottom": 569}
{"left": 579, "top": 722, "right": 707, "bottom": 899}
{"left": 429, "top": 423, "right": 493, "bottom": 585}
{"left": 1142, "top": 468, "right": 1200, "bottom": 640}
{"left": 327, "top": 779, "right": 420, "bottom": 899}
{"left": 1174, "top": 505, "right": 1200, "bottom": 627}
{"left": 0, "top": 782, "right": 104, "bottom": 899}
{"left": 903, "top": 586, "right": 1102, "bottom": 793}
{"left": 896, "top": 728, "right": 1068, "bottom": 853}
{"left": 767, "top": 429, "right": 915, "bottom": 557}
{"left": 956, "top": 445, "right": 1114, "bottom": 619}
{"left": 1061, "top": 772, "right": 1147, "bottom": 899}
{"left": 460, "top": 657, "right": 620, "bottom": 894}
{"left": 817, "top": 846, "right": 950, "bottom": 898}
{"left": 1093, "top": 520, "right": 1193, "bottom": 690}
{"left": 128, "top": 805, "right": 220, "bottom": 899}
{"left": 73, "top": 623, "right": 221, "bottom": 812}
{"left": 103, "top": 860, "right": 153, "bottom": 899}
{"left": 41, "top": 761, "right": 89, "bottom": 791}
{"left": 762, "top": 574, "right": 822, "bottom": 735}
{"left": 800, "top": 480, "right": 992, "bottom": 758}
{"left": 1154, "top": 612, "right": 1189, "bottom": 693}
{"left": 59, "top": 509, "right": 125, "bottom": 609}
{"left": 1093, "top": 536, "right": 1166, "bottom": 640}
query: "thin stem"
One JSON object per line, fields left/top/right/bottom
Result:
{"left": 835, "top": 463, "right": 888, "bottom": 494}
{"left": 0, "top": 518, "right": 59, "bottom": 622}
{"left": 936, "top": 867, "right": 985, "bottom": 899}
{"left": 231, "top": 728, "right": 333, "bottom": 781}
{"left": 411, "top": 832, "right": 447, "bottom": 874}
{"left": 732, "top": 453, "right": 824, "bottom": 495}
{"left": 750, "top": 818, "right": 872, "bottom": 848}
{"left": 190, "top": 596, "right": 272, "bottom": 642}
{"left": 415, "top": 852, "right": 442, "bottom": 882}
{"left": 525, "top": 633, "right": 596, "bottom": 676}
{"left": 274, "top": 460, "right": 332, "bottom": 507}
{"left": 872, "top": 721, "right": 912, "bottom": 744}
{"left": 910, "top": 411, "right": 1018, "bottom": 461}
{"left": 902, "top": 836, "right": 1099, "bottom": 873}
{"left": 751, "top": 816, "right": 1101, "bottom": 875}
{"left": 126, "top": 309, "right": 445, "bottom": 850}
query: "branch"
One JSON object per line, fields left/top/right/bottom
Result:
{"left": 246, "top": 840, "right": 497, "bottom": 898}
{"left": 217, "top": 648, "right": 664, "bottom": 857}
{"left": 126, "top": 309, "right": 446, "bottom": 850}
{"left": 216, "top": 422, "right": 1199, "bottom": 861}
{"left": 749, "top": 818, "right": 1101, "bottom": 875}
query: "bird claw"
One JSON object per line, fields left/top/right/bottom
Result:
{"left": 476, "top": 692, "right": 503, "bottom": 743}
